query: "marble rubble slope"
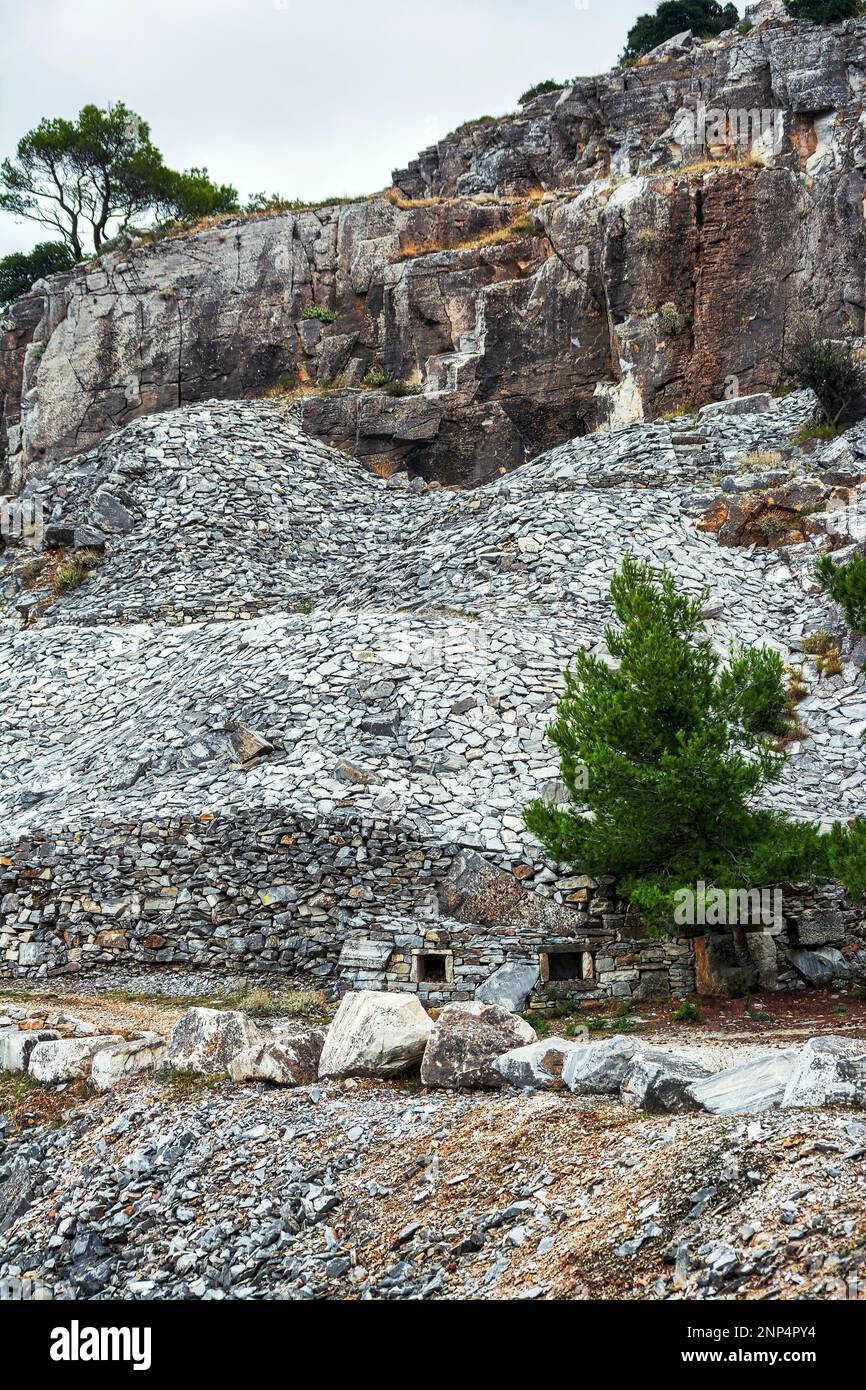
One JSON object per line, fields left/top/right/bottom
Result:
{"left": 2, "top": 10, "right": 866, "bottom": 489}
{"left": 2, "top": 389, "right": 866, "bottom": 860}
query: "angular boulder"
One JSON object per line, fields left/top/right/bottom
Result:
{"left": 794, "top": 910, "right": 845, "bottom": 948}
{"left": 318, "top": 992, "right": 432, "bottom": 1079}
{"left": 0, "top": 1027, "right": 60, "bottom": 1073}
{"left": 420, "top": 1002, "right": 536, "bottom": 1089}
{"left": 782, "top": 1036, "right": 866, "bottom": 1109}
{"left": 699, "top": 393, "right": 773, "bottom": 419}
{"left": 90, "top": 1034, "right": 167, "bottom": 1090}
{"left": 28, "top": 1035, "right": 125, "bottom": 1084}
{"left": 687, "top": 1051, "right": 797, "bottom": 1116}
{"left": 562, "top": 1035, "right": 644, "bottom": 1095}
{"left": 476, "top": 960, "right": 540, "bottom": 1012}
{"left": 165, "top": 1008, "right": 262, "bottom": 1075}
{"left": 788, "top": 947, "right": 849, "bottom": 987}
{"left": 621, "top": 1050, "right": 711, "bottom": 1113}
{"left": 230, "top": 1028, "right": 327, "bottom": 1086}
{"left": 492, "top": 1037, "right": 583, "bottom": 1090}
{"left": 436, "top": 849, "right": 576, "bottom": 934}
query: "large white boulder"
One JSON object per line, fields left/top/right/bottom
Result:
{"left": 687, "top": 1052, "right": 797, "bottom": 1115}
{"left": 230, "top": 1028, "right": 327, "bottom": 1086}
{"left": 318, "top": 992, "right": 432, "bottom": 1079}
{"left": 28, "top": 1035, "right": 125, "bottom": 1084}
{"left": 782, "top": 1036, "right": 866, "bottom": 1109}
{"left": 90, "top": 1034, "right": 167, "bottom": 1091}
{"left": 621, "top": 1050, "right": 711, "bottom": 1112}
{"left": 420, "top": 1001, "right": 536, "bottom": 1089}
{"left": 475, "top": 961, "right": 540, "bottom": 1012}
{"left": 492, "top": 1037, "right": 583, "bottom": 1090}
{"left": 0, "top": 1027, "right": 60, "bottom": 1073}
{"left": 165, "top": 1008, "right": 262, "bottom": 1075}
{"left": 562, "top": 1035, "right": 644, "bottom": 1095}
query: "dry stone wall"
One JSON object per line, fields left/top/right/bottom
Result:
{"left": 0, "top": 810, "right": 695, "bottom": 1003}
{"left": 3, "top": 809, "right": 864, "bottom": 1005}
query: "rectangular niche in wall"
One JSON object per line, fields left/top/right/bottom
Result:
{"left": 411, "top": 949, "right": 454, "bottom": 985}
{"left": 539, "top": 949, "right": 594, "bottom": 984}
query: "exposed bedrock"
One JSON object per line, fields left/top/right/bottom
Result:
{"left": 1, "top": 18, "right": 865, "bottom": 487}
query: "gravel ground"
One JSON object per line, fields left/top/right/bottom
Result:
{"left": 2, "top": 1065, "right": 865, "bottom": 1302}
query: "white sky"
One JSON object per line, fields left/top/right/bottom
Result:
{"left": 1, "top": 0, "right": 680, "bottom": 258}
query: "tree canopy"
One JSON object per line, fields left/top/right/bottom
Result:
{"left": 0, "top": 240, "right": 75, "bottom": 308}
{"left": 622, "top": 0, "right": 740, "bottom": 61}
{"left": 523, "top": 556, "right": 866, "bottom": 933}
{"left": 784, "top": 0, "right": 861, "bottom": 20}
{"left": 0, "top": 103, "right": 237, "bottom": 260}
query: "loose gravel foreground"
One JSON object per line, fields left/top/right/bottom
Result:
{"left": 2, "top": 1062, "right": 865, "bottom": 1302}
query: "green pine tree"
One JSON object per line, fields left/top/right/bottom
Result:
{"left": 524, "top": 556, "right": 832, "bottom": 934}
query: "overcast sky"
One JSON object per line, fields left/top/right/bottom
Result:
{"left": 1, "top": 0, "right": 680, "bottom": 258}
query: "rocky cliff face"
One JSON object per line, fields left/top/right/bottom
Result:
{"left": 1, "top": 12, "right": 865, "bottom": 488}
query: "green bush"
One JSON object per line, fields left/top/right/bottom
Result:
{"left": 518, "top": 79, "right": 567, "bottom": 106}
{"left": 622, "top": 0, "right": 739, "bottom": 61}
{"left": 815, "top": 551, "right": 866, "bottom": 633}
{"left": 301, "top": 305, "right": 337, "bottom": 323}
{"left": 523, "top": 556, "right": 833, "bottom": 934}
{"left": 673, "top": 1001, "right": 700, "bottom": 1022}
{"left": 386, "top": 380, "right": 423, "bottom": 397}
{"left": 51, "top": 549, "right": 102, "bottom": 594}
{"left": 0, "top": 240, "right": 75, "bottom": 307}
{"left": 784, "top": 0, "right": 861, "bottom": 21}
{"left": 361, "top": 368, "right": 395, "bottom": 387}
{"left": 788, "top": 333, "right": 865, "bottom": 426}
{"left": 659, "top": 301, "right": 683, "bottom": 335}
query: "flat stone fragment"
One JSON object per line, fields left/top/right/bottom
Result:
{"left": 420, "top": 1001, "right": 536, "bottom": 1089}
{"left": 687, "top": 1051, "right": 798, "bottom": 1115}
{"left": 90, "top": 1034, "right": 167, "bottom": 1090}
{"left": 0, "top": 1027, "right": 60, "bottom": 1073}
{"left": 620, "top": 1050, "right": 711, "bottom": 1113}
{"left": 475, "top": 960, "right": 540, "bottom": 1012}
{"left": 28, "top": 1035, "right": 125, "bottom": 1084}
{"left": 788, "top": 947, "right": 849, "bottom": 987}
{"left": 230, "top": 1028, "right": 327, "bottom": 1086}
{"left": 562, "top": 1036, "right": 644, "bottom": 1095}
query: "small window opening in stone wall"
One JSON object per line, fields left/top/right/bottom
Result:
{"left": 539, "top": 949, "right": 594, "bottom": 983}
{"left": 411, "top": 950, "right": 453, "bottom": 984}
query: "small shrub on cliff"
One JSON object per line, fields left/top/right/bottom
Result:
{"left": 518, "top": 79, "right": 567, "bottom": 107}
{"left": 658, "top": 302, "right": 683, "bottom": 335}
{"left": 301, "top": 305, "right": 337, "bottom": 323}
{"left": 385, "top": 380, "right": 423, "bottom": 397}
{"left": 51, "top": 549, "right": 102, "bottom": 595}
{"left": 788, "top": 333, "right": 865, "bottom": 427}
{"left": 361, "top": 368, "right": 395, "bottom": 388}
{"left": 815, "top": 551, "right": 866, "bottom": 633}
{"left": 634, "top": 228, "right": 659, "bottom": 253}
{"left": 523, "top": 556, "right": 831, "bottom": 933}
{"left": 784, "top": 0, "right": 862, "bottom": 22}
